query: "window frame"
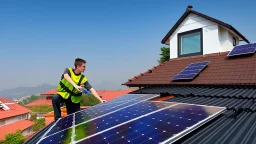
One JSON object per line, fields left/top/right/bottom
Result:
{"left": 177, "top": 28, "right": 203, "bottom": 58}
{"left": 233, "top": 37, "right": 236, "bottom": 46}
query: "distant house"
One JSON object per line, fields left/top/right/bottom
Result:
{"left": 0, "top": 97, "right": 34, "bottom": 140}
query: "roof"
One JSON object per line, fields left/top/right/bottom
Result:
{"left": 40, "top": 88, "right": 57, "bottom": 96}
{"left": 123, "top": 51, "right": 256, "bottom": 86}
{"left": 0, "top": 120, "right": 35, "bottom": 140}
{"left": 97, "top": 89, "right": 137, "bottom": 101}
{"left": 24, "top": 98, "right": 52, "bottom": 107}
{"left": 161, "top": 6, "right": 249, "bottom": 44}
{"left": 0, "top": 97, "right": 32, "bottom": 119}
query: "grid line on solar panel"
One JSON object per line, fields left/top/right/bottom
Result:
{"left": 36, "top": 101, "right": 177, "bottom": 144}
{"left": 227, "top": 43, "right": 256, "bottom": 57}
{"left": 76, "top": 103, "right": 225, "bottom": 144}
{"left": 41, "top": 94, "right": 159, "bottom": 138}
{"left": 172, "top": 61, "right": 209, "bottom": 81}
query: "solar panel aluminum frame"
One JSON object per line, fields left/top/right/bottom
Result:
{"left": 159, "top": 102, "right": 226, "bottom": 144}
{"left": 37, "top": 94, "right": 160, "bottom": 142}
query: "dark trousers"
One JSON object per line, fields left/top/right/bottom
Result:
{"left": 52, "top": 94, "right": 80, "bottom": 121}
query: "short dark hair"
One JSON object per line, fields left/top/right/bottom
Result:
{"left": 74, "top": 58, "right": 86, "bottom": 68}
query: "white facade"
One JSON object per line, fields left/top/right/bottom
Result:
{"left": 22, "top": 126, "right": 33, "bottom": 136}
{"left": 1, "top": 114, "right": 28, "bottom": 126}
{"left": 168, "top": 13, "right": 240, "bottom": 59}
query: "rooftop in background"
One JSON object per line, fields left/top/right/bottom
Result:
{"left": 0, "top": 120, "right": 34, "bottom": 140}
{"left": 24, "top": 98, "right": 52, "bottom": 107}
{"left": 0, "top": 97, "right": 31, "bottom": 119}
{"left": 40, "top": 88, "right": 138, "bottom": 101}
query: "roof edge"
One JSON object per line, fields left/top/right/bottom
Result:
{"left": 161, "top": 6, "right": 249, "bottom": 44}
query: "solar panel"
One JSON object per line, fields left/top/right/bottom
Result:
{"left": 227, "top": 43, "right": 256, "bottom": 57}
{"left": 172, "top": 61, "right": 209, "bottom": 81}
{"left": 41, "top": 94, "right": 160, "bottom": 138}
{"left": 37, "top": 101, "right": 176, "bottom": 144}
{"left": 76, "top": 103, "right": 225, "bottom": 144}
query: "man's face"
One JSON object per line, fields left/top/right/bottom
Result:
{"left": 78, "top": 63, "right": 86, "bottom": 73}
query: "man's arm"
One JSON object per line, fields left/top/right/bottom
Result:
{"left": 83, "top": 81, "right": 105, "bottom": 103}
{"left": 63, "top": 68, "right": 82, "bottom": 91}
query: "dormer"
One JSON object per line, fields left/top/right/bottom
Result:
{"left": 161, "top": 5, "right": 249, "bottom": 59}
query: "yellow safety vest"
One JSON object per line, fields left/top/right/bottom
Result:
{"left": 57, "top": 68, "right": 88, "bottom": 103}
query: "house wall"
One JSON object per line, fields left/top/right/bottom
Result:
{"left": 0, "top": 119, "right": 4, "bottom": 127}
{"left": 168, "top": 13, "right": 237, "bottom": 59}
{"left": 218, "top": 26, "right": 239, "bottom": 52}
{"left": 3, "top": 113, "right": 29, "bottom": 125}
{"left": 22, "top": 126, "right": 33, "bottom": 136}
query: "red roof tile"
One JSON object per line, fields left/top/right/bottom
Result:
{"left": 0, "top": 97, "right": 31, "bottom": 119}
{"left": 0, "top": 120, "right": 34, "bottom": 140}
{"left": 40, "top": 88, "right": 57, "bottom": 96}
{"left": 24, "top": 98, "right": 52, "bottom": 107}
{"left": 97, "top": 89, "right": 137, "bottom": 101}
{"left": 123, "top": 51, "right": 256, "bottom": 86}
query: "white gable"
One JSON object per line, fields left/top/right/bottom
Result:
{"left": 168, "top": 13, "right": 239, "bottom": 59}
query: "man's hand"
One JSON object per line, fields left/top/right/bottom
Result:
{"left": 100, "top": 100, "right": 106, "bottom": 103}
{"left": 74, "top": 85, "right": 83, "bottom": 91}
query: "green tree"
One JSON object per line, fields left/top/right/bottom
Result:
{"left": 158, "top": 46, "right": 170, "bottom": 64}
{"left": 32, "top": 118, "right": 45, "bottom": 132}
{"left": 4, "top": 130, "right": 26, "bottom": 144}
{"left": 80, "top": 94, "right": 100, "bottom": 106}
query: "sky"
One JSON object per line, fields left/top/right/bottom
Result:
{"left": 0, "top": 0, "right": 256, "bottom": 90}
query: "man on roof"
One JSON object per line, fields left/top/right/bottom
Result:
{"left": 52, "top": 58, "right": 105, "bottom": 121}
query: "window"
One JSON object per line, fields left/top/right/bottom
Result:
{"left": 233, "top": 37, "right": 236, "bottom": 46}
{"left": 178, "top": 28, "right": 203, "bottom": 57}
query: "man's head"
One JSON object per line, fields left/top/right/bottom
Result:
{"left": 74, "top": 58, "right": 86, "bottom": 73}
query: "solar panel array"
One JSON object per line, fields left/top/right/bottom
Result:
{"left": 37, "top": 93, "right": 225, "bottom": 144}
{"left": 227, "top": 43, "right": 256, "bottom": 57}
{"left": 172, "top": 61, "right": 209, "bottom": 81}
{"left": 39, "top": 94, "right": 160, "bottom": 139}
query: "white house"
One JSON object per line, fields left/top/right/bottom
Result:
{"left": 0, "top": 97, "right": 34, "bottom": 140}
{"left": 161, "top": 5, "right": 249, "bottom": 59}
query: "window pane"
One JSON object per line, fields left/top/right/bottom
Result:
{"left": 181, "top": 32, "right": 201, "bottom": 54}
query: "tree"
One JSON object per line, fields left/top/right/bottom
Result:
{"left": 158, "top": 46, "right": 170, "bottom": 64}
{"left": 80, "top": 94, "right": 100, "bottom": 106}
{"left": 4, "top": 130, "right": 26, "bottom": 144}
{"left": 32, "top": 118, "right": 45, "bottom": 132}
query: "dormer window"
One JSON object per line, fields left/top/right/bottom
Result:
{"left": 178, "top": 28, "right": 203, "bottom": 57}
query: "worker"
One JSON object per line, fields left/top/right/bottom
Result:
{"left": 52, "top": 58, "right": 105, "bottom": 121}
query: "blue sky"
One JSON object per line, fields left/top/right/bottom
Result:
{"left": 0, "top": 0, "right": 256, "bottom": 90}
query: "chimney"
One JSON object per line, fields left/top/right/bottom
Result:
{"left": 186, "top": 5, "right": 193, "bottom": 11}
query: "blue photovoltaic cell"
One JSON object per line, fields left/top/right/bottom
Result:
{"left": 172, "top": 61, "right": 208, "bottom": 81}
{"left": 45, "top": 113, "right": 74, "bottom": 136}
{"left": 227, "top": 43, "right": 256, "bottom": 57}
{"left": 75, "top": 101, "right": 136, "bottom": 125}
{"left": 73, "top": 101, "right": 175, "bottom": 142}
{"left": 37, "top": 127, "right": 73, "bottom": 144}
{"left": 76, "top": 103, "right": 225, "bottom": 144}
